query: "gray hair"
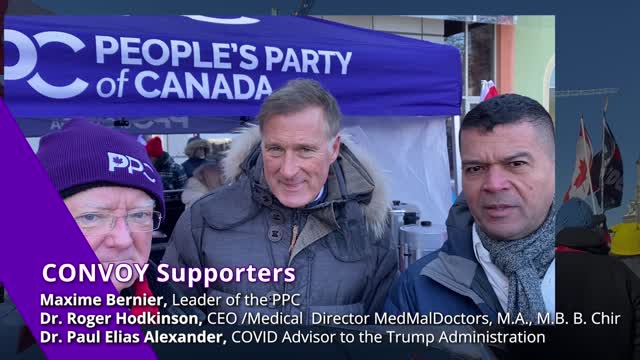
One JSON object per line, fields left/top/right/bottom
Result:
{"left": 257, "top": 78, "right": 342, "bottom": 140}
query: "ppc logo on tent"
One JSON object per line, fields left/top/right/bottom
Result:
{"left": 4, "top": 29, "right": 89, "bottom": 99}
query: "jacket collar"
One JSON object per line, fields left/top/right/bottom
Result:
{"left": 420, "top": 194, "right": 503, "bottom": 317}
{"left": 438, "top": 193, "right": 477, "bottom": 261}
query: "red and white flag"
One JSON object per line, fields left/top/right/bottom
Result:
{"left": 480, "top": 80, "right": 499, "bottom": 101}
{"left": 563, "top": 117, "right": 595, "bottom": 206}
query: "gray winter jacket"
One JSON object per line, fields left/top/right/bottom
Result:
{"left": 162, "top": 127, "right": 397, "bottom": 322}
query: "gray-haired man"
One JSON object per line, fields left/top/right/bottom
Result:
{"left": 163, "top": 79, "right": 397, "bottom": 321}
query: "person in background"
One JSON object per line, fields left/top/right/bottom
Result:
{"left": 181, "top": 161, "right": 223, "bottom": 208}
{"left": 181, "top": 136, "right": 212, "bottom": 179}
{"left": 209, "top": 140, "right": 231, "bottom": 163}
{"left": 610, "top": 222, "right": 640, "bottom": 278}
{"left": 145, "top": 136, "right": 187, "bottom": 201}
{"left": 555, "top": 197, "right": 609, "bottom": 254}
{"left": 553, "top": 198, "right": 640, "bottom": 359}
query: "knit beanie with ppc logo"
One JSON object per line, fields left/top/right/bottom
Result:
{"left": 36, "top": 119, "right": 165, "bottom": 216}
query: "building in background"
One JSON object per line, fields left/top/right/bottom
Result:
{"left": 513, "top": 16, "right": 555, "bottom": 120}
{"left": 315, "top": 16, "right": 554, "bottom": 187}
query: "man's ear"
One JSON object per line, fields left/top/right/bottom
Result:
{"left": 329, "top": 135, "right": 341, "bottom": 163}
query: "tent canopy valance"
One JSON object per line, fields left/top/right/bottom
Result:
{"left": 4, "top": 15, "right": 461, "bottom": 121}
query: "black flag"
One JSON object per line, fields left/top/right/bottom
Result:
{"left": 591, "top": 118, "right": 623, "bottom": 210}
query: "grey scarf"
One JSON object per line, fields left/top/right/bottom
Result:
{"left": 477, "top": 208, "right": 555, "bottom": 322}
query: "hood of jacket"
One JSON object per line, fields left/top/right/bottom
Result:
{"left": 441, "top": 193, "right": 476, "bottom": 259}
{"left": 220, "top": 125, "right": 389, "bottom": 239}
{"left": 420, "top": 194, "right": 479, "bottom": 286}
{"left": 184, "top": 138, "right": 211, "bottom": 158}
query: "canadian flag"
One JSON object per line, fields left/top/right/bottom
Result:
{"left": 563, "top": 118, "right": 595, "bottom": 205}
{"left": 480, "top": 80, "right": 499, "bottom": 101}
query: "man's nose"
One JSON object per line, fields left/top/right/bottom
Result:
{"left": 105, "top": 216, "right": 134, "bottom": 249}
{"left": 280, "top": 152, "right": 299, "bottom": 178}
{"left": 482, "top": 166, "right": 511, "bottom": 192}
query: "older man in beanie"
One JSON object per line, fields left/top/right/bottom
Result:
{"left": 2, "top": 120, "right": 199, "bottom": 355}
{"left": 163, "top": 79, "right": 397, "bottom": 321}
{"left": 386, "top": 94, "right": 556, "bottom": 325}
{"left": 36, "top": 119, "right": 195, "bottom": 311}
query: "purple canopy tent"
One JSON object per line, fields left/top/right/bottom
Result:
{"left": 5, "top": 15, "right": 461, "bottom": 230}
{"left": 5, "top": 15, "right": 461, "bottom": 135}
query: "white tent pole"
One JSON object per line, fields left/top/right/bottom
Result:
{"left": 453, "top": 115, "right": 463, "bottom": 195}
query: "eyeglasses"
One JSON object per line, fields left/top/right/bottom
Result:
{"left": 73, "top": 210, "right": 162, "bottom": 236}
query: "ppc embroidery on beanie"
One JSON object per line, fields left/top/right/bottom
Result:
{"left": 36, "top": 119, "right": 166, "bottom": 216}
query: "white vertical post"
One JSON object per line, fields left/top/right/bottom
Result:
{"left": 453, "top": 115, "right": 463, "bottom": 195}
